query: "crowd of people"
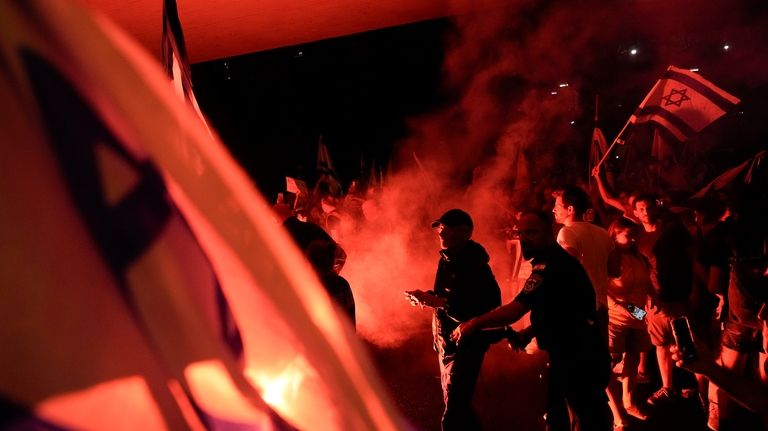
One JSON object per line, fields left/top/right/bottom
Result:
{"left": 405, "top": 170, "right": 766, "bottom": 431}
{"left": 272, "top": 163, "right": 766, "bottom": 431}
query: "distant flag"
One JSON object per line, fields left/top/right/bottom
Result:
{"left": 627, "top": 65, "right": 740, "bottom": 143}
{"left": 589, "top": 127, "right": 608, "bottom": 171}
{"left": 317, "top": 136, "right": 337, "bottom": 176}
{"left": 383, "top": 158, "right": 390, "bottom": 187}
{"left": 650, "top": 129, "right": 689, "bottom": 191}
{"left": 162, "top": 0, "right": 209, "bottom": 127}
{"left": 0, "top": 1, "right": 404, "bottom": 430}
{"left": 316, "top": 136, "right": 343, "bottom": 197}
{"left": 367, "top": 161, "right": 380, "bottom": 192}
{"left": 692, "top": 150, "right": 767, "bottom": 199}
{"left": 286, "top": 176, "right": 309, "bottom": 209}
{"left": 285, "top": 176, "right": 308, "bottom": 197}
{"left": 596, "top": 65, "right": 740, "bottom": 170}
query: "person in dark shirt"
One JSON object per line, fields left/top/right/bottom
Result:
{"left": 708, "top": 192, "right": 768, "bottom": 431}
{"left": 273, "top": 203, "right": 346, "bottom": 273}
{"left": 632, "top": 194, "right": 694, "bottom": 406}
{"left": 306, "top": 240, "right": 355, "bottom": 328}
{"left": 405, "top": 208, "right": 501, "bottom": 430}
{"left": 273, "top": 203, "right": 333, "bottom": 251}
{"left": 451, "top": 210, "right": 611, "bottom": 431}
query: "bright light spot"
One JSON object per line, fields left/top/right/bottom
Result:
{"left": 689, "top": 68, "right": 699, "bottom": 72}
{"left": 615, "top": 155, "right": 620, "bottom": 158}
{"left": 551, "top": 91, "right": 558, "bottom": 95}
{"left": 559, "top": 83, "right": 569, "bottom": 88}
{"left": 723, "top": 44, "right": 730, "bottom": 51}
{"left": 249, "top": 361, "right": 307, "bottom": 414}
{"left": 630, "top": 48, "right": 638, "bottom": 55}
{"left": 570, "top": 120, "right": 576, "bottom": 125}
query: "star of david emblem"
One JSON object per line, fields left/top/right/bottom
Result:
{"left": 661, "top": 88, "right": 691, "bottom": 107}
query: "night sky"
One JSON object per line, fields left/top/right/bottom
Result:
{"left": 191, "top": 2, "right": 768, "bottom": 204}
{"left": 192, "top": 18, "right": 451, "bottom": 200}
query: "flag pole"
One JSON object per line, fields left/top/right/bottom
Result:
{"left": 594, "top": 122, "right": 629, "bottom": 170}
{"left": 590, "top": 94, "right": 599, "bottom": 181}
{"left": 594, "top": 76, "right": 665, "bottom": 170}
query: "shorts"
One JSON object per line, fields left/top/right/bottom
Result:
{"left": 721, "top": 321, "right": 765, "bottom": 354}
{"left": 646, "top": 301, "right": 687, "bottom": 347}
{"left": 609, "top": 325, "right": 651, "bottom": 356}
{"left": 608, "top": 305, "right": 651, "bottom": 355}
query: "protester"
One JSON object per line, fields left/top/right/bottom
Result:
{"left": 690, "top": 194, "right": 731, "bottom": 416}
{"left": 552, "top": 186, "right": 614, "bottom": 328}
{"left": 451, "top": 210, "right": 612, "bottom": 431}
{"left": 605, "top": 217, "right": 652, "bottom": 429}
{"left": 632, "top": 194, "right": 696, "bottom": 407}
{"left": 306, "top": 240, "right": 356, "bottom": 327}
{"left": 671, "top": 332, "right": 768, "bottom": 428}
{"left": 706, "top": 191, "right": 768, "bottom": 431}
{"left": 592, "top": 166, "right": 640, "bottom": 224}
{"left": 405, "top": 209, "right": 502, "bottom": 430}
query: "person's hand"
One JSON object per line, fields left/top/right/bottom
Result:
{"left": 404, "top": 290, "right": 422, "bottom": 307}
{"left": 669, "top": 333, "right": 715, "bottom": 375}
{"left": 450, "top": 320, "right": 477, "bottom": 344}
{"left": 591, "top": 166, "right": 600, "bottom": 177}
{"left": 714, "top": 293, "right": 725, "bottom": 321}
{"left": 404, "top": 290, "right": 446, "bottom": 309}
{"left": 506, "top": 326, "right": 533, "bottom": 351}
{"left": 647, "top": 297, "right": 659, "bottom": 314}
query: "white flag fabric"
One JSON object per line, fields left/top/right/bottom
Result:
{"left": 0, "top": 1, "right": 403, "bottom": 430}
{"left": 628, "top": 65, "right": 740, "bottom": 142}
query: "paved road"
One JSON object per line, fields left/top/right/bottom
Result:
{"left": 369, "top": 330, "right": 740, "bottom": 430}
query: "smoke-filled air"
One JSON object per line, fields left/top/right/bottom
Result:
{"left": 342, "top": 0, "right": 768, "bottom": 347}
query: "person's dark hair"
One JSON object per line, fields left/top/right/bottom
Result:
{"left": 632, "top": 192, "right": 658, "bottom": 210}
{"left": 608, "top": 217, "right": 640, "bottom": 240}
{"left": 519, "top": 209, "right": 554, "bottom": 227}
{"left": 557, "top": 185, "right": 591, "bottom": 218}
{"left": 306, "top": 240, "right": 338, "bottom": 275}
{"left": 272, "top": 203, "right": 294, "bottom": 222}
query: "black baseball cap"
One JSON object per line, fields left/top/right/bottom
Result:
{"left": 431, "top": 209, "right": 473, "bottom": 229}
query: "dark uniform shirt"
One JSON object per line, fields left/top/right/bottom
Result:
{"left": 514, "top": 245, "right": 606, "bottom": 359}
{"left": 432, "top": 240, "right": 502, "bottom": 341}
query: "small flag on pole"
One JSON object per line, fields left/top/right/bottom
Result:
{"left": 286, "top": 176, "right": 308, "bottom": 196}
{"left": 162, "top": 0, "right": 209, "bottom": 129}
{"left": 316, "top": 137, "right": 343, "bottom": 197}
{"left": 628, "top": 66, "right": 740, "bottom": 142}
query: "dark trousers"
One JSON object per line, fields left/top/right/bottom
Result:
{"left": 436, "top": 335, "right": 488, "bottom": 431}
{"left": 545, "top": 353, "right": 613, "bottom": 431}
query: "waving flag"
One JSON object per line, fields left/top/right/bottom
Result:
{"left": 316, "top": 137, "right": 343, "bottom": 197}
{"left": 589, "top": 127, "right": 608, "bottom": 170}
{"left": 629, "top": 65, "right": 740, "bottom": 142}
{"left": 162, "top": 0, "right": 209, "bottom": 129}
{"left": 0, "top": 1, "right": 403, "bottom": 430}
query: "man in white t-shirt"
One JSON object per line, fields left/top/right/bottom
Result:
{"left": 552, "top": 186, "right": 614, "bottom": 315}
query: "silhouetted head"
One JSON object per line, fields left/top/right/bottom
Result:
{"left": 431, "top": 209, "right": 473, "bottom": 251}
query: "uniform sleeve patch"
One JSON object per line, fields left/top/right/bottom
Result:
{"left": 523, "top": 273, "right": 543, "bottom": 293}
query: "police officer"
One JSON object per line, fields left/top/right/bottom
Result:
{"left": 406, "top": 208, "right": 501, "bottom": 430}
{"left": 452, "top": 210, "right": 612, "bottom": 431}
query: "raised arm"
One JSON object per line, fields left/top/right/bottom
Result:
{"left": 592, "top": 166, "right": 625, "bottom": 212}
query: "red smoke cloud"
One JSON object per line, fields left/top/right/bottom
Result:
{"left": 344, "top": 0, "right": 768, "bottom": 347}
